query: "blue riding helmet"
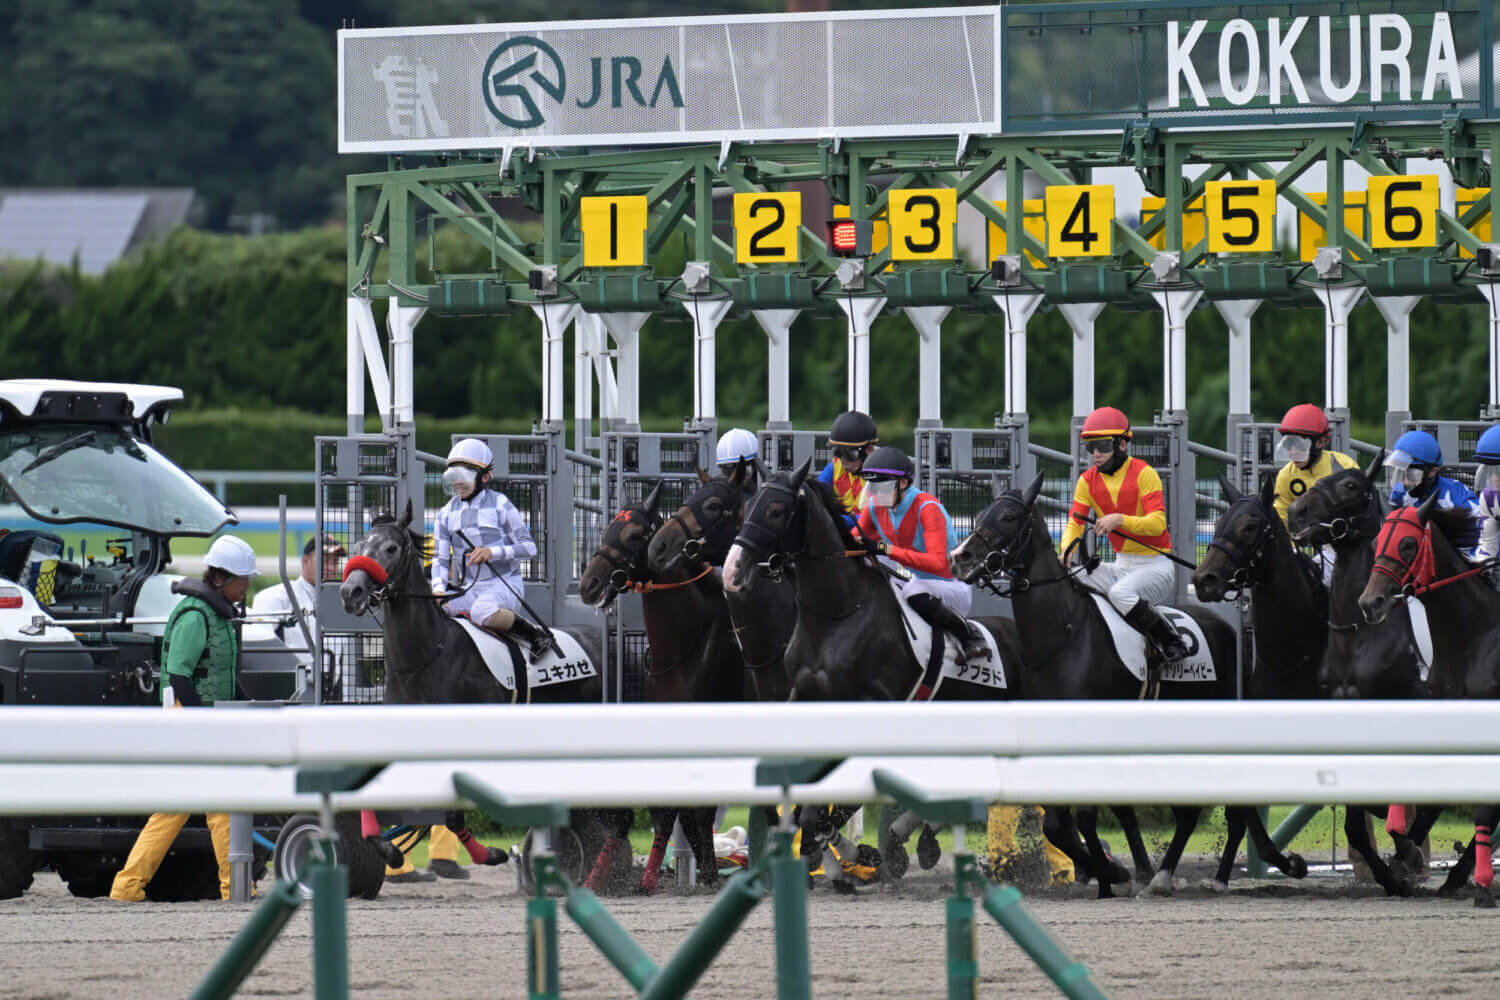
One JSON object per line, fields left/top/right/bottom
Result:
{"left": 1387, "top": 429, "right": 1443, "bottom": 470}
{"left": 1476, "top": 425, "right": 1500, "bottom": 464}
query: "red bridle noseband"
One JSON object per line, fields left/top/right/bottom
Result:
{"left": 342, "top": 553, "right": 389, "bottom": 584}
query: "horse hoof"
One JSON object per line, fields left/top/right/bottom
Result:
{"left": 1384, "top": 879, "right": 1414, "bottom": 898}
{"left": 1285, "top": 853, "right": 1308, "bottom": 880}
{"left": 1108, "top": 859, "right": 1133, "bottom": 886}
{"left": 1095, "top": 884, "right": 1115, "bottom": 900}
{"left": 886, "top": 841, "right": 909, "bottom": 880}
{"left": 1147, "top": 870, "right": 1175, "bottom": 896}
{"left": 1204, "top": 878, "right": 1228, "bottom": 895}
{"left": 829, "top": 878, "right": 858, "bottom": 896}
{"left": 916, "top": 827, "right": 941, "bottom": 870}
{"left": 1477, "top": 889, "right": 1496, "bottom": 909}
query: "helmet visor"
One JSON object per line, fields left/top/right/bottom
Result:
{"left": 1384, "top": 451, "right": 1426, "bottom": 490}
{"left": 1477, "top": 463, "right": 1500, "bottom": 496}
{"left": 868, "top": 480, "right": 898, "bottom": 508}
{"left": 833, "top": 444, "right": 870, "bottom": 465}
{"left": 1275, "top": 434, "right": 1313, "bottom": 464}
{"left": 442, "top": 464, "right": 479, "bottom": 495}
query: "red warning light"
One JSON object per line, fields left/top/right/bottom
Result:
{"left": 825, "top": 218, "right": 872, "bottom": 257}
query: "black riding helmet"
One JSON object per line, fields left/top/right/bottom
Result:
{"left": 860, "top": 446, "right": 915, "bottom": 482}
{"left": 829, "top": 411, "right": 878, "bottom": 466}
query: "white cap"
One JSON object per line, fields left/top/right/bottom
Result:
{"left": 716, "top": 428, "right": 758, "bottom": 466}
{"left": 204, "top": 535, "right": 257, "bottom": 578}
{"left": 447, "top": 438, "right": 493, "bottom": 470}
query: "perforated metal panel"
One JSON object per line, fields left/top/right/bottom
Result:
{"left": 759, "top": 430, "right": 828, "bottom": 473}
{"left": 1399, "top": 418, "right": 1492, "bottom": 484}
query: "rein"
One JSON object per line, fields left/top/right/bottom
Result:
{"left": 1370, "top": 506, "right": 1498, "bottom": 600}
{"left": 623, "top": 563, "right": 714, "bottom": 593}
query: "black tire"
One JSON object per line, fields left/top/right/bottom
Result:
{"left": 144, "top": 850, "right": 221, "bottom": 902}
{"left": 0, "top": 820, "right": 36, "bottom": 899}
{"left": 518, "top": 827, "right": 584, "bottom": 897}
{"left": 58, "top": 858, "right": 116, "bottom": 899}
{"left": 272, "top": 813, "right": 386, "bottom": 901}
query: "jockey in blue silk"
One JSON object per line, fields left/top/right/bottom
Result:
{"left": 817, "top": 410, "right": 878, "bottom": 535}
{"left": 1474, "top": 425, "right": 1500, "bottom": 560}
{"left": 1385, "top": 429, "right": 1483, "bottom": 555}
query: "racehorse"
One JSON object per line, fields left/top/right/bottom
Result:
{"left": 1287, "top": 455, "right": 1434, "bottom": 896}
{"left": 1359, "top": 496, "right": 1500, "bottom": 906}
{"left": 949, "top": 473, "right": 1239, "bottom": 897}
{"left": 1191, "top": 472, "right": 1320, "bottom": 888}
{"left": 578, "top": 480, "right": 742, "bottom": 893}
{"left": 339, "top": 501, "right": 605, "bottom": 875}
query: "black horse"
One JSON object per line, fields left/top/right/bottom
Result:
{"left": 1287, "top": 455, "right": 1434, "bottom": 897}
{"left": 950, "top": 473, "right": 1238, "bottom": 897}
{"left": 1191, "top": 472, "right": 1321, "bottom": 888}
{"left": 1360, "top": 498, "right": 1500, "bottom": 906}
{"left": 578, "top": 480, "right": 742, "bottom": 893}
{"left": 338, "top": 502, "right": 605, "bottom": 875}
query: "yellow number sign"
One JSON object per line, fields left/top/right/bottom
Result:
{"left": 1298, "top": 192, "right": 1367, "bottom": 262}
{"left": 1204, "top": 180, "right": 1276, "bottom": 253}
{"left": 889, "top": 188, "right": 957, "bottom": 261}
{"left": 987, "top": 200, "right": 1048, "bottom": 268}
{"left": 1045, "top": 185, "right": 1113, "bottom": 258}
{"left": 733, "top": 192, "right": 800, "bottom": 264}
{"left": 581, "top": 196, "right": 648, "bottom": 267}
{"left": 1142, "top": 195, "right": 1207, "bottom": 251}
{"left": 1457, "top": 188, "right": 1493, "bottom": 259}
{"left": 1368, "top": 175, "right": 1440, "bottom": 249}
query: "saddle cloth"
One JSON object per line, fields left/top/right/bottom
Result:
{"left": 1086, "top": 593, "right": 1217, "bottom": 683}
{"left": 890, "top": 578, "right": 1007, "bottom": 699}
{"left": 454, "top": 619, "right": 597, "bottom": 702}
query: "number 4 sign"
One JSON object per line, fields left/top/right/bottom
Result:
{"left": 1045, "top": 185, "right": 1113, "bottom": 258}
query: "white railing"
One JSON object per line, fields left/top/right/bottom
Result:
{"left": 2, "top": 702, "right": 1499, "bottom": 815}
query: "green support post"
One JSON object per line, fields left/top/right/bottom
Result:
{"left": 564, "top": 888, "right": 659, "bottom": 991}
{"left": 748, "top": 805, "right": 769, "bottom": 866}
{"left": 529, "top": 857, "right": 562, "bottom": 1000}
{"left": 189, "top": 879, "right": 303, "bottom": 1000}
{"left": 948, "top": 853, "right": 980, "bottom": 1000}
{"left": 981, "top": 886, "right": 1110, "bottom": 1000}
{"left": 309, "top": 840, "right": 349, "bottom": 1000}
{"left": 771, "top": 826, "right": 812, "bottom": 1000}
{"left": 639, "top": 871, "right": 766, "bottom": 1000}
{"left": 1271, "top": 804, "right": 1324, "bottom": 852}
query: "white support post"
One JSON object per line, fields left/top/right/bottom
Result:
{"left": 387, "top": 300, "right": 425, "bottom": 429}
{"left": 573, "top": 310, "right": 594, "bottom": 450}
{"left": 1476, "top": 284, "right": 1500, "bottom": 410}
{"left": 1370, "top": 295, "right": 1421, "bottom": 416}
{"left": 530, "top": 302, "right": 579, "bottom": 427}
{"left": 347, "top": 297, "right": 391, "bottom": 433}
{"left": 1314, "top": 286, "right": 1365, "bottom": 411}
{"left": 753, "top": 310, "right": 799, "bottom": 427}
{"left": 1057, "top": 302, "right": 1106, "bottom": 419}
{"left": 837, "top": 296, "right": 887, "bottom": 413}
{"left": 1150, "top": 290, "right": 1203, "bottom": 412}
{"left": 993, "top": 294, "right": 1044, "bottom": 415}
{"left": 346, "top": 298, "right": 369, "bottom": 435}
{"left": 599, "top": 312, "right": 649, "bottom": 429}
{"left": 903, "top": 306, "right": 951, "bottom": 426}
{"left": 1213, "top": 300, "right": 1262, "bottom": 418}
{"left": 687, "top": 298, "right": 733, "bottom": 423}
{"left": 579, "top": 312, "right": 618, "bottom": 425}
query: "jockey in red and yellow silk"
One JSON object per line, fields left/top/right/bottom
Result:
{"left": 817, "top": 410, "right": 878, "bottom": 533}
{"left": 1063, "top": 407, "right": 1187, "bottom": 662}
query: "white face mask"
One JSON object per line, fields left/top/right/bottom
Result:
{"left": 442, "top": 465, "right": 478, "bottom": 496}
{"left": 869, "top": 481, "right": 898, "bottom": 508}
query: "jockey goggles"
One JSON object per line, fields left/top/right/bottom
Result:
{"left": 441, "top": 462, "right": 487, "bottom": 495}
{"left": 1476, "top": 463, "right": 1500, "bottom": 495}
{"left": 832, "top": 443, "right": 874, "bottom": 464}
{"left": 1274, "top": 433, "right": 1313, "bottom": 465}
{"left": 1083, "top": 436, "right": 1118, "bottom": 455}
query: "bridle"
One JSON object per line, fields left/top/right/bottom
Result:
{"left": 343, "top": 521, "right": 449, "bottom": 608}
{"left": 589, "top": 506, "right": 664, "bottom": 605}
{"left": 966, "top": 494, "right": 1082, "bottom": 598}
{"left": 659, "top": 480, "right": 745, "bottom": 572}
{"left": 731, "top": 476, "right": 868, "bottom": 617}
{"left": 1301, "top": 475, "right": 1377, "bottom": 544}
{"left": 1368, "top": 505, "right": 1497, "bottom": 598}
{"left": 1205, "top": 495, "right": 1279, "bottom": 599}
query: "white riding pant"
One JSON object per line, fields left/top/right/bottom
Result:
{"left": 897, "top": 575, "right": 973, "bottom": 617}
{"left": 1079, "top": 552, "right": 1176, "bottom": 616}
{"left": 444, "top": 580, "right": 524, "bottom": 625}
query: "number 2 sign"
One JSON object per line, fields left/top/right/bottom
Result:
{"left": 733, "top": 192, "right": 801, "bottom": 263}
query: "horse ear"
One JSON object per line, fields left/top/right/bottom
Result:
{"left": 401, "top": 499, "right": 414, "bottom": 529}
{"left": 754, "top": 457, "right": 771, "bottom": 484}
{"left": 1020, "top": 471, "right": 1043, "bottom": 509}
{"left": 643, "top": 480, "right": 664, "bottom": 515}
{"left": 1258, "top": 469, "right": 1277, "bottom": 510}
{"left": 697, "top": 467, "right": 712, "bottom": 485}
{"left": 1363, "top": 448, "right": 1385, "bottom": 485}
{"left": 729, "top": 456, "right": 748, "bottom": 488}
{"left": 1417, "top": 488, "right": 1440, "bottom": 524}
{"left": 1219, "top": 472, "right": 1242, "bottom": 504}
{"left": 790, "top": 455, "right": 813, "bottom": 491}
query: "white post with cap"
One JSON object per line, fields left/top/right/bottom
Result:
{"left": 838, "top": 296, "right": 886, "bottom": 413}
{"left": 530, "top": 302, "right": 578, "bottom": 427}
{"left": 903, "top": 306, "right": 950, "bottom": 426}
{"left": 599, "top": 312, "right": 649, "bottom": 429}
{"left": 754, "top": 310, "right": 799, "bottom": 427}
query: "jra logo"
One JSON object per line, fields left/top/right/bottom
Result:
{"left": 483, "top": 36, "right": 683, "bottom": 130}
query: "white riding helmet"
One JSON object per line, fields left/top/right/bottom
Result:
{"left": 447, "top": 438, "right": 493, "bottom": 471}
{"left": 204, "top": 535, "right": 257, "bottom": 578}
{"left": 716, "top": 428, "right": 758, "bottom": 467}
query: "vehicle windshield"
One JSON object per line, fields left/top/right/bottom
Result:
{"left": 0, "top": 424, "right": 232, "bottom": 536}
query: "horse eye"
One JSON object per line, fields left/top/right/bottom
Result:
{"left": 707, "top": 500, "right": 721, "bottom": 512}
{"left": 1399, "top": 537, "right": 1418, "bottom": 558}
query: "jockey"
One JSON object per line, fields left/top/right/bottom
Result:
{"left": 716, "top": 426, "right": 759, "bottom": 495}
{"left": 1472, "top": 425, "right": 1500, "bottom": 560}
{"left": 1062, "top": 407, "right": 1189, "bottom": 662}
{"left": 1385, "top": 429, "right": 1482, "bottom": 555}
{"left": 817, "top": 410, "right": 877, "bottom": 534}
{"left": 1272, "top": 404, "right": 1357, "bottom": 583}
{"left": 856, "top": 446, "right": 991, "bottom": 663}
{"left": 434, "top": 438, "right": 558, "bottom": 656}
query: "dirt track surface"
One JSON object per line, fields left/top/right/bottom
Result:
{"left": 4, "top": 862, "right": 1498, "bottom": 999}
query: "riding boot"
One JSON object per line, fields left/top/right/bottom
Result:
{"left": 907, "top": 593, "right": 991, "bottom": 663}
{"left": 507, "top": 616, "right": 562, "bottom": 661}
{"left": 1123, "top": 600, "right": 1189, "bottom": 662}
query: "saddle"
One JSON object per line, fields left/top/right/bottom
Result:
{"left": 454, "top": 618, "right": 597, "bottom": 703}
{"left": 1083, "top": 593, "right": 1217, "bottom": 687}
{"left": 889, "top": 578, "right": 1007, "bottom": 700}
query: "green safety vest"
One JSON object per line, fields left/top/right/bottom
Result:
{"left": 161, "top": 595, "right": 238, "bottom": 706}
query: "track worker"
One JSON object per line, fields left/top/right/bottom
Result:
{"left": 1386, "top": 429, "right": 1482, "bottom": 556}
{"left": 817, "top": 410, "right": 877, "bottom": 534}
{"left": 250, "top": 534, "right": 345, "bottom": 678}
{"left": 1271, "top": 404, "right": 1357, "bottom": 582}
{"left": 856, "top": 446, "right": 991, "bottom": 663}
{"left": 716, "top": 427, "right": 760, "bottom": 496}
{"left": 434, "top": 438, "right": 557, "bottom": 656}
{"left": 1062, "top": 407, "right": 1188, "bottom": 662}
{"left": 109, "top": 535, "right": 257, "bottom": 902}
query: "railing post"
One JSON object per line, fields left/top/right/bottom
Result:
{"left": 947, "top": 828, "right": 979, "bottom": 1000}
{"left": 228, "top": 811, "right": 254, "bottom": 902}
{"left": 529, "top": 851, "right": 562, "bottom": 1000}
{"left": 310, "top": 836, "right": 349, "bottom": 1000}
{"left": 980, "top": 886, "right": 1110, "bottom": 1000}
{"left": 772, "top": 789, "right": 812, "bottom": 1000}
{"left": 189, "top": 880, "right": 303, "bottom": 1000}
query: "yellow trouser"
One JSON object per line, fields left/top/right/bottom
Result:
{"left": 988, "top": 806, "right": 1074, "bottom": 884}
{"left": 387, "top": 825, "right": 461, "bottom": 875}
{"left": 110, "top": 812, "right": 231, "bottom": 901}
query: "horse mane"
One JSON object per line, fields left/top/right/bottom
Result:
{"left": 1424, "top": 505, "right": 1477, "bottom": 550}
{"left": 803, "top": 476, "right": 846, "bottom": 526}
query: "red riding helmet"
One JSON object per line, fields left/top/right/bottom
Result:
{"left": 1278, "top": 404, "right": 1329, "bottom": 439}
{"left": 1080, "top": 406, "right": 1132, "bottom": 440}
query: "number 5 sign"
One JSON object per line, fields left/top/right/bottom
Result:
{"left": 1045, "top": 185, "right": 1114, "bottom": 258}
{"left": 889, "top": 188, "right": 957, "bottom": 261}
{"left": 1368, "top": 175, "right": 1440, "bottom": 249}
{"left": 733, "top": 192, "right": 800, "bottom": 263}
{"left": 1205, "top": 179, "right": 1276, "bottom": 253}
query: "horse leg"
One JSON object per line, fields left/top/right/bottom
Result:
{"left": 1439, "top": 836, "right": 1478, "bottom": 898}
{"left": 1390, "top": 805, "right": 1439, "bottom": 881}
{"left": 1148, "top": 806, "right": 1201, "bottom": 895}
{"left": 1472, "top": 806, "right": 1499, "bottom": 909}
{"left": 1109, "top": 805, "right": 1155, "bottom": 882}
{"left": 1241, "top": 807, "right": 1306, "bottom": 879}
{"left": 444, "top": 809, "right": 506, "bottom": 867}
{"left": 1075, "top": 806, "right": 1117, "bottom": 900}
{"left": 686, "top": 807, "right": 720, "bottom": 889}
{"left": 638, "top": 808, "right": 675, "bottom": 895}
{"left": 1345, "top": 806, "right": 1410, "bottom": 897}
{"left": 360, "top": 809, "right": 404, "bottom": 870}
{"left": 1043, "top": 808, "right": 1093, "bottom": 884}
{"left": 584, "top": 809, "right": 631, "bottom": 891}
{"left": 1212, "top": 807, "right": 1249, "bottom": 891}
{"left": 886, "top": 809, "right": 925, "bottom": 878}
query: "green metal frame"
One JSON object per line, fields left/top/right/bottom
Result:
{"left": 346, "top": 122, "right": 1499, "bottom": 318}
